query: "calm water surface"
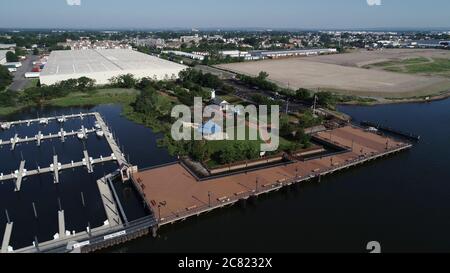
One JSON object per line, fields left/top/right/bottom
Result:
{"left": 1, "top": 99, "right": 450, "bottom": 252}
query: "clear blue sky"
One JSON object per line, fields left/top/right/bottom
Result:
{"left": 1, "top": 0, "right": 450, "bottom": 30}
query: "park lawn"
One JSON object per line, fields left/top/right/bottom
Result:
{"left": 220, "top": 94, "right": 245, "bottom": 104}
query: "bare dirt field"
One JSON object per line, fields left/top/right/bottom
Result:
{"left": 303, "top": 48, "right": 450, "bottom": 67}
{"left": 216, "top": 49, "right": 450, "bottom": 98}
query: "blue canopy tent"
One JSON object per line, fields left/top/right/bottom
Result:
{"left": 198, "top": 120, "right": 222, "bottom": 135}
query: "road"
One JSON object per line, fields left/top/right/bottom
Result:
{"left": 223, "top": 79, "right": 311, "bottom": 114}
{"left": 9, "top": 54, "right": 39, "bottom": 91}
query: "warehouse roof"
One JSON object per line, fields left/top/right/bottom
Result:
{"left": 41, "top": 49, "right": 187, "bottom": 76}
{"left": 0, "top": 50, "right": 11, "bottom": 61}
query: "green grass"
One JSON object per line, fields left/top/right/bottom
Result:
{"left": 367, "top": 57, "right": 450, "bottom": 77}
{"left": 370, "top": 57, "right": 430, "bottom": 68}
{"left": 0, "top": 88, "right": 139, "bottom": 117}
{"left": 48, "top": 88, "right": 139, "bottom": 107}
{"left": 220, "top": 94, "right": 245, "bottom": 104}
{"left": 404, "top": 58, "right": 450, "bottom": 74}
{"left": 25, "top": 79, "right": 39, "bottom": 89}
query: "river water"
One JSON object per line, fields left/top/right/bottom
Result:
{"left": 1, "top": 98, "right": 450, "bottom": 253}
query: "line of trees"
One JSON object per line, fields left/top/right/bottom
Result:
{"left": 238, "top": 71, "right": 279, "bottom": 92}
{"left": 0, "top": 65, "right": 13, "bottom": 91}
{"left": 23, "top": 77, "right": 96, "bottom": 104}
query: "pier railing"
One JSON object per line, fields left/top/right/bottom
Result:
{"left": 157, "top": 142, "right": 412, "bottom": 226}
{"left": 14, "top": 215, "right": 158, "bottom": 253}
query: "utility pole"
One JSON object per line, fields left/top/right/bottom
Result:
{"left": 312, "top": 95, "right": 318, "bottom": 116}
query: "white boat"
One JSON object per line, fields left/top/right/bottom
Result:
{"left": 366, "top": 127, "right": 378, "bottom": 133}
{"left": 96, "top": 130, "right": 104, "bottom": 137}
{"left": 94, "top": 122, "right": 102, "bottom": 129}
{"left": 77, "top": 132, "right": 86, "bottom": 140}
{"left": 39, "top": 118, "right": 49, "bottom": 125}
{"left": 57, "top": 116, "right": 66, "bottom": 123}
{"left": 1, "top": 122, "right": 11, "bottom": 130}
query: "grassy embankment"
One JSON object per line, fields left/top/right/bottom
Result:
{"left": 0, "top": 88, "right": 139, "bottom": 117}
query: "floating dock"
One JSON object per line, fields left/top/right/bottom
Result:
{"left": 0, "top": 127, "right": 98, "bottom": 150}
{"left": 0, "top": 113, "right": 95, "bottom": 129}
{"left": 0, "top": 112, "right": 135, "bottom": 253}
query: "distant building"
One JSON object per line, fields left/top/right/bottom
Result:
{"left": 180, "top": 34, "right": 202, "bottom": 45}
{"left": 219, "top": 50, "right": 257, "bottom": 60}
{"left": 210, "top": 89, "right": 231, "bottom": 111}
{"left": 60, "top": 39, "right": 132, "bottom": 50}
{"left": 162, "top": 50, "right": 205, "bottom": 61}
{"left": 250, "top": 48, "right": 337, "bottom": 59}
{"left": 0, "top": 44, "right": 16, "bottom": 50}
{"left": 135, "top": 38, "right": 166, "bottom": 49}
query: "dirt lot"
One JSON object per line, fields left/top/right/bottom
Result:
{"left": 303, "top": 48, "right": 450, "bottom": 67}
{"left": 216, "top": 49, "right": 450, "bottom": 98}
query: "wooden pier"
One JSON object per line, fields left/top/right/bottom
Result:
{"left": 131, "top": 125, "right": 414, "bottom": 228}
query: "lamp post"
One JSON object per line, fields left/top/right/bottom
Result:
{"left": 158, "top": 205, "right": 161, "bottom": 222}
{"left": 208, "top": 191, "right": 211, "bottom": 208}
{"left": 255, "top": 177, "right": 259, "bottom": 193}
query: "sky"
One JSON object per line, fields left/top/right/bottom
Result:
{"left": 1, "top": 0, "right": 450, "bottom": 30}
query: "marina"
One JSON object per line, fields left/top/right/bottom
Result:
{"left": 2, "top": 101, "right": 441, "bottom": 253}
{"left": 0, "top": 111, "right": 135, "bottom": 253}
{"left": 0, "top": 107, "right": 414, "bottom": 253}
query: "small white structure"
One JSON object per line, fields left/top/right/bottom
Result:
{"left": 210, "top": 89, "right": 230, "bottom": 111}
{"left": 3, "top": 62, "right": 22, "bottom": 68}
{"left": 25, "top": 72, "right": 40, "bottom": 78}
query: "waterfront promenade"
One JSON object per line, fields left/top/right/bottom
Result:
{"left": 132, "top": 125, "right": 412, "bottom": 225}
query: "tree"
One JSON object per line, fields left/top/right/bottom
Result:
{"left": 0, "top": 65, "right": 13, "bottom": 91}
{"left": 280, "top": 115, "right": 295, "bottom": 138}
{"left": 6, "top": 51, "right": 18, "bottom": 62}
{"left": 33, "top": 48, "right": 39, "bottom": 55}
{"left": 295, "top": 88, "right": 311, "bottom": 101}
{"left": 220, "top": 145, "right": 237, "bottom": 164}
{"left": 258, "top": 71, "right": 269, "bottom": 80}
{"left": 109, "top": 74, "right": 137, "bottom": 89}
{"left": 316, "top": 91, "right": 335, "bottom": 107}
{"left": 76, "top": 77, "right": 96, "bottom": 91}
{"left": 191, "top": 140, "right": 211, "bottom": 162}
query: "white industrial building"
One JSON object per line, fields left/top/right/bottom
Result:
{"left": 162, "top": 50, "right": 205, "bottom": 61}
{"left": 0, "top": 50, "right": 8, "bottom": 65}
{"left": 40, "top": 49, "right": 188, "bottom": 86}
